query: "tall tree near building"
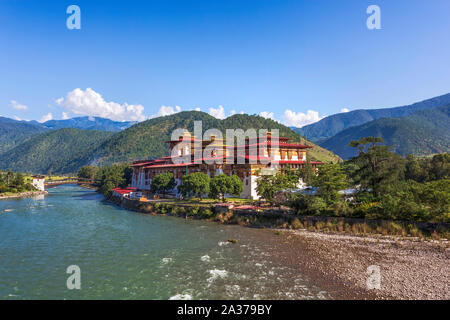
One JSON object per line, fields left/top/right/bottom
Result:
{"left": 209, "top": 174, "right": 243, "bottom": 202}
{"left": 256, "top": 172, "right": 297, "bottom": 204}
{"left": 311, "top": 164, "right": 347, "bottom": 205}
{"left": 347, "top": 137, "right": 406, "bottom": 197}
{"left": 179, "top": 172, "right": 210, "bottom": 199}
{"left": 151, "top": 172, "right": 176, "bottom": 195}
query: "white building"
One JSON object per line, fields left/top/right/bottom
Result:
{"left": 32, "top": 176, "right": 45, "bottom": 191}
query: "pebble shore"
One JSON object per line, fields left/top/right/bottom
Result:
{"left": 0, "top": 190, "right": 47, "bottom": 200}
{"left": 269, "top": 229, "right": 449, "bottom": 299}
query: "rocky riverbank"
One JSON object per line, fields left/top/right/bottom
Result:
{"left": 269, "top": 229, "right": 449, "bottom": 300}
{"left": 0, "top": 190, "right": 47, "bottom": 200}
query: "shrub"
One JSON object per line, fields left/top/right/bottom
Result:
{"left": 290, "top": 218, "right": 303, "bottom": 229}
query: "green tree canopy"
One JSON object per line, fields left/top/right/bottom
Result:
{"left": 209, "top": 174, "right": 243, "bottom": 201}
{"left": 151, "top": 172, "right": 176, "bottom": 194}
{"left": 96, "top": 163, "right": 132, "bottom": 195}
{"left": 256, "top": 171, "right": 297, "bottom": 204}
{"left": 179, "top": 172, "right": 210, "bottom": 199}
{"left": 77, "top": 165, "right": 99, "bottom": 180}
{"left": 348, "top": 137, "right": 406, "bottom": 197}
{"left": 311, "top": 164, "right": 348, "bottom": 205}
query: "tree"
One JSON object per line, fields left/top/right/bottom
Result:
{"left": 179, "top": 172, "right": 210, "bottom": 199}
{"left": 348, "top": 137, "right": 405, "bottom": 198}
{"left": 429, "top": 153, "right": 450, "bottom": 181}
{"left": 151, "top": 172, "right": 176, "bottom": 195}
{"left": 12, "top": 172, "right": 25, "bottom": 188}
{"left": 311, "top": 164, "right": 348, "bottom": 205}
{"left": 209, "top": 174, "right": 243, "bottom": 202}
{"left": 348, "top": 137, "right": 384, "bottom": 154}
{"left": 96, "top": 163, "right": 132, "bottom": 195}
{"left": 256, "top": 171, "right": 297, "bottom": 204}
{"left": 298, "top": 158, "right": 315, "bottom": 186}
{"left": 230, "top": 174, "right": 243, "bottom": 196}
{"left": 5, "top": 170, "right": 14, "bottom": 185}
{"left": 77, "top": 165, "right": 99, "bottom": 180}
{"left": 405, "top": 155, "right": 427, "bottom": 182}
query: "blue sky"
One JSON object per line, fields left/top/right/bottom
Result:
{"left": 1, "top": 0, "right": 449, "bottom": 126}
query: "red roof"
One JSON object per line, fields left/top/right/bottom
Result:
{"left": 112, "top": 188, "right": 131, "bottom": 194}
{"left": 144, "top": 155, "right": 229, "bottom": 169}
{"left": 236, "top": 142, "right": 312, "bottom": 148}
{"left": 112, "top": 187, "right": 137, "bottom": 194}
{"left": 145, "top": 162, "right": 196, "bottom": 169}
{"left": 131, "top": 161, "right": 154, "bottom": 167}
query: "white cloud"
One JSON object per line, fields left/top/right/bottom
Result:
{"left": 39, "top": 112, "right": 53, "bottom": 123}
{"left": 62, "top": 112, "right": 69, "bottom": 120}
{"left": 150, "top": 105, "right": 181, "bottom": 118}
{"left": 194, "top": 107, "right": 201, "bottom": 111}
{"left": 259, "top": 111, "right": 275, "bottom": 120}
{"left": 281, "top": 109, "right": 323, "bottom": 128}
{"left": 56, "top": 88, "right": 146, "bottom": 122}
{"left": 230, "top": 110, "right": 245, "bottom": 116}
{"left": 13, "top": 115, "right": 22, "bottom": 121}
{"left": 10, "top": 100, "right": 28, "bottom": 111}
{"left": 208, "top": 105, "right": 226, "bottom": 119}
{"left": 340, "top": 108, "right": 350, "bottom": 113}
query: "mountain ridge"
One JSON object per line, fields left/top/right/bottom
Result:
{"left": 293, "top": 92, "right": 450, "bottom": 143}
{"left": 320, "top": 105, "right": 450, "bottom": 159}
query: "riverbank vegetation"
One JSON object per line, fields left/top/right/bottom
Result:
{"left": 94, "top": 163, "right": 132, "bottom": 195}
{"left": 0, "top": 170, "right": 36, "bottom": 195}
{"left": 284, "top": 138, "right": 449, "bottom": 224}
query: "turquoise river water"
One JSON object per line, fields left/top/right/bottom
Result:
{"left": 0, "top": 185, "right": 330, "bottom": 299}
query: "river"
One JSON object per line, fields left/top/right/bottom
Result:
{"left": 0, "top": 185, "right": 330, "bottom": 300}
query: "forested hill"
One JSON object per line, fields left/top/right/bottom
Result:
{"left": 0, "top": 117, "right": 49, "bottom": 154}
{"left": 0, "top": 128, "right": 114, "bottom": 174}
{"left": 89, "top": 111, "right": 341, "bottom": 167}
{"left": 293, "top": 92, "right": 450, "bottom": 143}
{"left": 320, "top": 105, "right": 450, "bottom": 159}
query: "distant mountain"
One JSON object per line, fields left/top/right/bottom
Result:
{"left": 40, "top": 116, "right": 137, "bottom": 132}
{"left": 0, "top": 115, "right": 135, "bottom": 156}
{"left": 293, "top": 93, "right": 450, "bottom": 143}
{"left": 87, "top": 111, "right": 341, "bottom": 168}
{"left": 320, "top": 105, "right": 450, "bottom": 159}
{"left": 0, "top": 128, "right": 114, "bottom": 174}
{"left": 0, "top": 117, "right": 49, "bottom": 154}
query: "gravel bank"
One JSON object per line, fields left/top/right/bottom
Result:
{"left": 0, "top": 191, "right": 47, "bottom": 200}
{"left": 269, "top": 229, "right": 449, "bottom": 299}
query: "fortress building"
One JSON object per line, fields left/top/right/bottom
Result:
{"left": 130, "top": 131, "right": 322, "bottom": 199}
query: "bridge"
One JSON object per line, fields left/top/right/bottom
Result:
{"left": 44, "top": 178, "right": 96, "bottom": 188}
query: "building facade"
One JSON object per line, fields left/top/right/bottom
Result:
{"left": 130, "top": 131, "right": 322, "bottom": 199}
{"left": 32, "top": 176, "right": 45, "bottom": 191}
